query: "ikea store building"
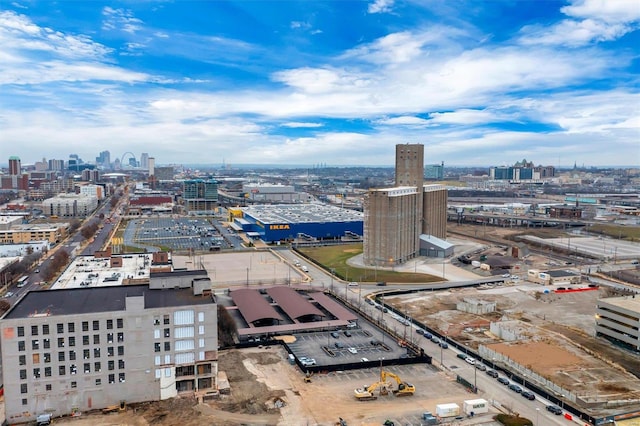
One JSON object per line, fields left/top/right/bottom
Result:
{"left": 230, "top": 204, "right": 364, "bottom": 243}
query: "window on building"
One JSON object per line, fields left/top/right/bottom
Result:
{"left": 119, "top": 373, "right": 125, "bottom": 383}
{"left": 69, "top": 336, "right": 76, "bottom": 347}
{"left": 93, "top": 335, "right": 100, "bottom": 345}
{"left": 198, "top": 312, "right": 205, "bottom": 322}
{"left": 109, "top": 374, "right": 115, "bottom": 384}
{"left": 44, "top": 353, "right": 50, "bottom": 363}
{"left": 118, "top": 359, "right": 125, "bottom": 369}
{"left": 70, "top": 364, "right": 77, "bottom": 375}
{"left": 94, "top": 362, "right": 101, "bottom": 372}
{"left": 164, "top": 342, "right": 171, "bottom": 351}
{"left": 93, "top": 320, "right": 99, "bottom": 331}
{"left": 18, "top": 341, "right": 25, "bottom": 351}
{"left": 69, "top": 350, "right": 76, "bottom": 361}
{"left": 46, "top": 384, "right": 52, "bottom": 391}
{"left": 164, "top": 328, "right": 170, "bottom": 338}
{"left": 57, "top": 323, "right": 64, "bottom": 333}
{"left": 59, "top": 365, "right": 66, "bottom": 375}
{"left": 82, "top": 335, "right": 89, "bottom": 345}
{"left": 94, "top": 348, "right": 100, "bottom": 358}
{"left": 154, "top": 355, "right": 161, "bottom": 366}
{"left": 31, "top": 325, "right": 38, "bottom": 336}
{"left": 83, "top": 349, "right": 90, "bottom": 359}
{"left": 17, "top": 326, "right": 24, "bottom": 337}
{"left": 107, "top": 347, "right": 114, "bottom": 357}
{"left": 96, "top": 378, "right": 102, "bottom": 386}
{"left": 19, "top": 355, "right": 26, "bottom": 366}
{"left": 117, "top": 332, "right": 124, "bottom": 342}
{"left": 82, "top": 321, "right": 89, "bottom": 332}
{"left": 20, "top": 369, "right": 26, "bottom": 380}
{"left": 108, "top": 360, "right": 115, "bottom": 370}
{"left": 118, "top": 346, "right": 124, "bottom": 356}
{"left": 58, "top": 352, "right": 65, "bottom": 362}
{"left": 154, "top": 329, "right": 160, "bottom": 339}
{"left": 33, "top": 368, "right": 40, "bottom": 379}
{"left": 106, "top": 319, "right": 113, "bottom": 329}
{"left": 84, "top": 363, "right": 90, "bottom": 374}
{"left": 58, "top": 337, "right": 65, "bottom": 348}
{"left": 32, "top": 353, "right": 40, "bottom": 364}
{"left": 163, "top": 314, "right": 170, "bottom": 325}
{"left": 154, "top": 342, "right": 161, "bottom": 353}
{"left": 71, "top": 381, "right": 77, "bottom": 388}
{"left": 43, "top": 338, "right": 50, "bottom": 349}
{"left": 154, "top": 316, "right": 160, "bottom": 325}
{"left": 68, "top": 322, "right": 75, "bottom": 333}
{"left": 45, "top": 367, "right": 51, "bottom": 377}
{"left": 43, "top": 324, "right": 50, "bottom": 335}
{"left": 22, "top": 398, "right": 28, "bottom": 405}
{"left": 32, "top": 340, "right": 39, "bottom": 350}
{"left": 107, "top": 333, "right": 113, "bottom": 343}
{"left": 116, "top": 318, "right": 123, "bottom": 329}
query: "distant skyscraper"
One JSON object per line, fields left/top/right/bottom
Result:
{"left": 8, "top": 156, "right": 21, "bottom": 175}
{"left": 148, "top": 157, "right": 155, "bottom": 176}
{"left": 140, "top": 153, "right": 149, "bottom": 169}
{"left": 425, "top": 162, "right": 444, "bottom": 180}
{"left": 96, "top": 150, "right": 111, "bottom": 169}
{"left": 48, "top": 159, "right": 65, "bottom": 171}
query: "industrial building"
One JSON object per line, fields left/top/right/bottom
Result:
{"left": 364, "top": 144, "right": 448, "bottom": 266}
{"left": 0, "top": 283, "right": 218, "bottom": 424}
{"left": 231, "top": 204, "right": 363, "bottom": 243}
{"left": 0, "top": 223, "right": 68, "bottom": 244}
{"left": 182, "top": 179, "right": 218, "bottom": 213}
{"left": 242, "top": 183, "right": 312, "bottom": 203}
{"left": 595, "top": 296, "right": 640, "bottom": 351}
{"left": 42, "top": 194, "right": 98, "bottom": 218}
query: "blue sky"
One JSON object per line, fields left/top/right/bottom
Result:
{"left": 0, "top": 0, "right": 638, "bottom": 167}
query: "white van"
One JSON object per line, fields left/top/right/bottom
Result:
{"left": 301, "top": 265, "right": 309, "bottom": 272}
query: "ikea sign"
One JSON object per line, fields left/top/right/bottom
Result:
{"left": 269, "top": 224, "right": 290, "bottom": 230}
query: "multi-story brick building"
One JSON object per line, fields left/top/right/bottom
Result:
{"left": 0, "top": 284, "right": 218, "bottom": 423}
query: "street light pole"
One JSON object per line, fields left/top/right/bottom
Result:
{"left": 536, "top": 408, "right": 540, "bottom": 425}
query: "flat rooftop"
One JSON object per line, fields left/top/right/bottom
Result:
{"left": 241, "top": 204, "right": 363, "bottom": 224}
{"left": 598, "top": 296, "right": 640, "bottom": 312}
{"left": 4, "top": 285, "right": 215, "bottom": 319}
{"left": 51, "top": 254, "right": 152, "bottom": 289}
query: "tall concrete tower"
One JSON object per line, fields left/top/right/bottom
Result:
{"left": 395, "top": 144, "right": 424, "bottom": 190}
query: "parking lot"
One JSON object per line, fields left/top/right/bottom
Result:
{"left": 124, "top": 217, "right": 229, "bottom": 252}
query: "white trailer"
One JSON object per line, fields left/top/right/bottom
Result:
{"left": 463, "top": 398, "right": 489, "bottom": 415}
{"left": 436, "top": 402, "right": 460, "bottom": 418}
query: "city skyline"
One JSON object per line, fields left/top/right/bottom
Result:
{"left": 0, "top": 1, "right": 639, "bottom": 167}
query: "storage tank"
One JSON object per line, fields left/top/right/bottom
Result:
{"left": 436, "top": 403, "right": 461, "bottom": 418}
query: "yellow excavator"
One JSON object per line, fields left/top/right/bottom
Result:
{"left": 354, "top": 380, "right": 391, "bottom": 400}
{"left": 381, "top": 370, "right": 415, "bottom": 396}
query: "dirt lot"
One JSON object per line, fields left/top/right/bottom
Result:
{"left": 54, "top": 346, "right": 490, "bottom": 426}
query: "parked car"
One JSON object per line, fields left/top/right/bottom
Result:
{"left": 439, "top": 342, "right": 448, "bottom": 349}
{"left": 416, "top": 328, "right": 424, "bottom": 335}
{"left": 456, "top": 353, "right": 468, "bottom": 360}
{"left": 475, "top": 363, "right": 487, "bottom": 371}
{"left": 360, "top": 357, "right": 369, "bottom": 362}
{"left": 4, "top": 291, "right": 14, "bottom": 298}
{"left": 347, "top": 347, "right": 357, "bottom": 354}
{"left": 497, "top": 377, "right": 510, "bottom": 385}
{"left": 464, "top": 357, "right": 476, "bottom": 365}
{"left": 508, "top": 384, "right": 522, "bottom": 393}
{"left": 343, "top": 330, "right": 352, "bottom": 337}
{"left": 331, "top": 332, "right": 339, "bottom": 338}
{"left": 334, "top": 342, "right": 344, "bottom": 349}
{"left": 521, "top": 391, "right": 536, "bottom": 400}
{"left": 486, "top": 369, "right": 499, "bottom": 378}
{"left": 423, "top": 332, "right": 433, "bottom": 339}
{"left": 546, "top": 405, "right": 563, "bottom": 415}
{"left": 431, "top": 337, "right": 440, "bottom": 345}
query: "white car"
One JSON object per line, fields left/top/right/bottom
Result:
{"left": 465, "top": 357, "right": 476, "bottom": 365}
{"left": 360, "top": 357, "right": 369, "bottom": 362}
{"left": 348, "top": 347, "right": 358, "bottom": 354}
{"left": 4, "top": 291, "right": 14, "bottom": 298}
{"left": 348, "top": 282, "right": 358, "bottom": 287}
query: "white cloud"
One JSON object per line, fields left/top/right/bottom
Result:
{"left": 561, "top": 0, "right": 640, "bottom": 24}
{"left": 102, "top": 7, "right": 144, "bottom": 34}
{"left": 519, "top": 0, "right": 640, "bottom": 46}
{"left": 281, "top": 122, "right": 323, "bottom": 128}
{"left": 376, "top": 116, "right": 429, "bottom": 126}
{"left": 428, "top": 109, "right": 506, "bottom": 125}
{"left": 368, "top": 0, "right": 394, "bottom": 14}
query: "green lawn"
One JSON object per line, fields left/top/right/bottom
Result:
{"left": 589, "top": 223, "right": 640, "bottom": 241}
{"left": 297, "top": 243, "right": 442, "bottom": 284}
